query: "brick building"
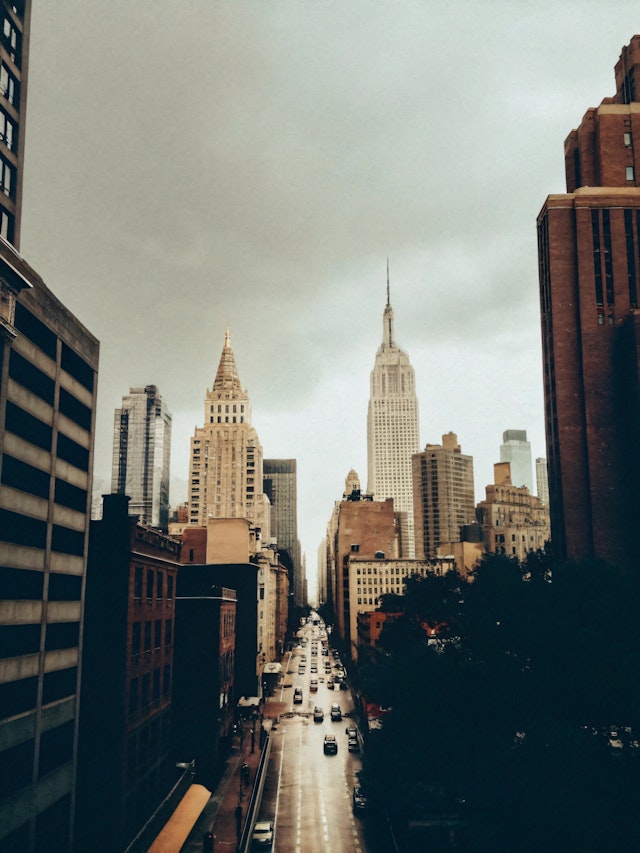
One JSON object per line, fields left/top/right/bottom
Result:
{"left": 538, "top": 35, "right": 640, "bottom": 564}
{"left": 76, "top": 495, "right": 181, "bottom": 852}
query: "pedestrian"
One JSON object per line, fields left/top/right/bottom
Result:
{"left": 202, "top": 830, "right": 214, "bottom": 852}
{"left": 235, "top": 804, "right": 243, "bottom": 838}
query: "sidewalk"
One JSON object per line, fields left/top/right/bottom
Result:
{"left": 180, "top": 718, "right": 264, "bottom": 852}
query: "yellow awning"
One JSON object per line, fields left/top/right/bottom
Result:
{"left": 147, "top": 784, "right": 211, "bottom": 853}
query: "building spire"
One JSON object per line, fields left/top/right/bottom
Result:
{"left": 213, "top": 325, "right": 243, "bottom": 394}
{"left": 382, "top": 261, "right": 394, "bottom": 348}
{"left": 386, "top": 258, "right": 390, "bottom": 307}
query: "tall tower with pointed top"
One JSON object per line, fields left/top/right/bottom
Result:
{"left": 188, "top": 327, "right": 270, "bottom": 538}
{"left": 367, "top": 267, "right": 420, "bottom": 557}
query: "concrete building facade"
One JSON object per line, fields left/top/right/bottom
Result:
{"left": 476, "top": 462, "right": 551, "bottom": 562}
{"left": 111, "top": 385, "right": 171, "bottom": 530}
{"left": 538, "top": 35, "right": 640, "bottom": 564}
{"left": 366, "top": 273, "right": 420, "bottom": 557}
{"left": 412, "top": 433, "right": 476, "bottom": 560}
{"left": 0, "top": 241, "right": 99, "bottom": 852}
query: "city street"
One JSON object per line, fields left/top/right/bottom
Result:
{"left": 254, "top": 624, "right": 393, "bottom": 852}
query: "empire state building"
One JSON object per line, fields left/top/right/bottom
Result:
{"left": 367, "top": 272, "right": 420, "bottom": 557}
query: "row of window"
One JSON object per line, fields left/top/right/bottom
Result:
{"left": 0, "top": 567, "right": 82, "bottom": 602}
{"left": 0, "top": 720, "right": 74, "bottom": 800}
{"left": 129, "top": 664, "right": 171, "bottom": 714}
{"left": 0, "top": 621, "right": 79, "bottom": 659}
{"left": 133, "top": 566, "right": 174, "bottom": 602}
{"left": 2, "top": 452, "right": 88, "bottom": 511}
{"left": 131, "top": 619, "right": 173, "bottom": 657}
{"left": 0, "top": 666, "right": 77, "bottom": 720}
{"left": 0, "top": 506, "right": 86, "bottom": 555}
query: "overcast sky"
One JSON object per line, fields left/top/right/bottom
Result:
{"left": 19, "top": 2, "right": 640, "bottom": 599}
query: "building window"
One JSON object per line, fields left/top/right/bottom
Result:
{"left": 144, "top": 622, "right": 151, "bottom": 653}
{"left": 146, "top": 570, "right": 154, "bottom": 601}
{"left": 132, "top": 622, "right": 141, "bottom": 657}
{"left": 624, "top": 132, "right": 632, "bottom": 147}
{"left": 626, "top": 166, "right": 634, "bottom": 181}
{"left": 167, "top": 575, "right": 174, "bottom": 599}
{"left": 154, "top": 620, "right": 161, "bottom": 649}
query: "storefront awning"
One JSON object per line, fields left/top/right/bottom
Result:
{"left": 147, "top": 784, "right": 211, "bottom": 853}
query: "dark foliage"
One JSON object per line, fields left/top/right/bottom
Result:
{"left": 357, "top": 553, "right": 640, "bottom": 850}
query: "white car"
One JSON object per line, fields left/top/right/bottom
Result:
{"left": 252, "top": 820, "right": 273, "bottom": 847}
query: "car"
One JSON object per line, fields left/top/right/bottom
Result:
{"left": 348, "top": 736, "right": 360, "bottom": 752}
{"left": 310, "top": 666, "right": 318, "bottom": 674}
{"left": 310, "top": 678, "right": 318, "bottom": 692}
{"left": 345, "top": 726, "right": 357, "bottom": 738}
{"left": 251, "top": 819, "right": 274, "bottom": 847}
{"left": 293, "top": 687, "right": 303, "bottom": 704}
{"left": 313, "top": 706, "right": 324, "bottom": 722}
{"left": 353, "top": 786, "right": 368, "bottom": 812}
{"left": 323, "top": 734, "right": 338, "bottom": 754}
{"left": 330, "top": 703, "right": 342, "bottom": 721}
{"left": 327, "top": 678, "right": 335, "bottom": 690}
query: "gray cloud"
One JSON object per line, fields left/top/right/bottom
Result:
{"left": 19, "top": 2, "right": 640, "bottom": 596}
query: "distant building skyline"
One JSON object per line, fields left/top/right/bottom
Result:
{"left": 366, "top": 269, "right": 420, "bottom": 557}
{"left": 111, "top": 385, "right": 171, "bottom": 529}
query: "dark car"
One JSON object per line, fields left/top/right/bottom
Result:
{"left": 324, "top": 734, "right": 338, "bottom": 755}
{"left": 313, "top": 706, "right": 324, "bottom": 722}
{"left": 348, "top": 736, "right": 360, "bottom": 752}
{"left": 330, "top": 703, "right": 342, "bottom": 721}
{"left": 353, "top": 786, "right": 368, "bottom": 812}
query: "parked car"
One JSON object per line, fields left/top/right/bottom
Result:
{"left": 348, "top": 736, "right": 360, "bottom": 752}
{"left": 293, "top": 687, "right": 303, "bottom": 704}
{"left": 251, "top": 819, "right": 274, "bottom": 847}
{"left": 353, "top": 786, "right": 368, "bottom": 812}
{"left": 345, "top": 726, "right": 357, "bottom": 738}
{"left": 313, "top": 706, "right": 324, "bottom": 722}
{"left": 323, "top": 734, "right": 338, "bottom": 754}
{"left": 327, "top": 678, "right": 335, "bottom": 690}
{"left": 310, "top": 678, "right": 318, "bottom": 692}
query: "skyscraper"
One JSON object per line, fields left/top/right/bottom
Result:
{"left": 536, "top": 457, "right": 549, "bottom": 506}
{"left": 412, "top": 432, "right": 476, "bottom": 560}
{"left": 111, "top": 385, "right": 171, "bottom": 529}
{"left": 538, "top": 35, "right": 640, "bottom": 565}
{"left": 499, "top": 429, "right": 533, "bottom": 492}
{"left": 263, "top": 458, "right": 303, "bottom": 606}
{"left": 188, "top": 327, "right": 270, "bottom": 538}
{"left": 366, "top": 269, "right": 420, "bottom": 557}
